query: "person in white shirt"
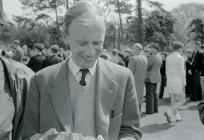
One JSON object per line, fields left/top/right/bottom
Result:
{"left": 164, "top": 41, "right": 186, "bottom": 123}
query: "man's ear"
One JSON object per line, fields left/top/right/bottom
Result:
{"left": 62, "top": 32, "right": 70, "bottom": 45}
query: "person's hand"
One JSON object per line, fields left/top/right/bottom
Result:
{"left": 96, "top": 135, "right": 104, "bottom": 140}
{"left": 188, "top": 70, "right": 192, "bottom": 75}
{"left": 30, "top": 128, "right": 58, "bottom": 140}
{"left": 120, "top": 137, "right": 135, "bottom": 140}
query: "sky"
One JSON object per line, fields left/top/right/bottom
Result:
{"left": 2, "top": 0, "right": 204, "bottom": 20}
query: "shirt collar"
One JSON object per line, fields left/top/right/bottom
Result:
{"left": 68, "top": 56, "right": 97, "bottom": 77}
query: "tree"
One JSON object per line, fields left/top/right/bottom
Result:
{"left": 172, "top": 3, "right": 204, "bottom": 44}
{"left": 106, "top": 0, "right": 133, "bottom": 49}
{"left": 18, "top": 0, "right": 68, "bottom": 49}
{"left": 19, "top": 0, "right": 65, "bottom": 30}
{"left": 104, "top": 22, "right": 117, "bottom": 49}
{"left": 188, "top": 18, "right": 204, "bottom": 44}
{"left": 145, "top": 10, "right": 175, "bottom": 49}
{"left": 136, "top": 0, "right": 144, "bottom": 45}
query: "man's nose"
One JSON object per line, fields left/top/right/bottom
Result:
{"left": 85, "top": 44, "right": 96, "bottom": 55}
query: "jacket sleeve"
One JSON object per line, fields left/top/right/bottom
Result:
{"left": 119, "top": 70, "right": 142, "bottom": 140}
{"left": 128, "top": 57, "right": 135, "bottom": 74}
{"left": 0, "top": 57, "right": 34, "bottom": 140}
{"left": 12, "top": 68, "right": 34, "bottom": 140}
{"left": 178, "top": 56, "right": 186, "bottom": 86}
{"left": 20, "top": 75, "right": 41, "bottom": 140}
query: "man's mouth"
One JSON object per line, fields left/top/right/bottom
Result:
{"left": 82, "top": 55, "right": 94, "bottom": 62}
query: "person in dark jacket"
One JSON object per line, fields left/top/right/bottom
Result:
{"left": 189, "top": 41, "right": 203, "bottom": 101}
{"left": 27, "top": 43, "right": 46, "bottom": 72}
{"left": 159, "top": 52, "right": 168, "bottom": 99}
{"left": 44, "top": 44, "right": 64, "bottom": 67}
{"left": 0, "top": 56, "right": 34, "bottom": 140}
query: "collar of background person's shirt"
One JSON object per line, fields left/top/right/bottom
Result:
{"left": 68, "top": 56, "right": 97, "bottom": 83}
{"left": 172, "top": 52, "right": 179, "bottom": 55}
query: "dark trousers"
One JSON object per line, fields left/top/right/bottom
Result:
{"left": 145, "top": 82, "right": 158, "bottom": 114}
{"left": 159, "top": 75, "right": 166, "bottom": 98}
{"left": 190, "top": 74, "right": 202, "bottom": 101}
{"left": 185, "top": 75, "right": 192, "bottom": 98}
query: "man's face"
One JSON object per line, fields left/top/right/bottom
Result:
{"left": 64, "top": 13, "right": 106, "bottom": 68}
{"left": 30, "top": 48, "right": 40, "bottom": 57}
{"left": 150, "top": 48, "right": 157, "bottom": 55}
{"left": 133, "top": 46, "right": 141, "bottom": 55}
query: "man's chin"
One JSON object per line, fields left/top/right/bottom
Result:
{"left": 81, "top": 61, "right": 96, "bottom": 68}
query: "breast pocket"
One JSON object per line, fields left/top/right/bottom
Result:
{"left": 108, "top": 113, "right": 123, "bottom": 140}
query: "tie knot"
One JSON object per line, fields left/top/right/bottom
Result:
{"left": 79, "top": 69, "right": 89, "bottom": 86}
{"left": 79, "top": 69, "right": 89, "bottom": 75}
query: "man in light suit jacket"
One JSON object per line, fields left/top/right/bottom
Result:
{"left": 20, "top": 1, "right": 142, "bottom": 140}
{"left": 128, "top": 43, "right": 147, "bottom": 113}
{"left": 145, "top": 43, "right": 162, "bottom": 114}
{"left": 0, "top": 56, "right": 34, "bottom": 140}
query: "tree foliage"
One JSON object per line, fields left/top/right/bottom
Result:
{"left": 188, "top": 18, "right": 204, "bottom": 44}
{"left": 172, "top": 3, "right": 204, "bottom": 43}
{"left": 145, "top": 11, "right": 175, "bottom": 49}
{"left": 15, "top": 0, "right": 67, "bottom": 49}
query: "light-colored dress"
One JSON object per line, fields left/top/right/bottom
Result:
{"left": 166, "top": 52, "right": 186, "bottom": 94}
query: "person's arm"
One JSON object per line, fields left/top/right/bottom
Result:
{"left": 200, "top": 76, "right": 204, "bottom": 98}
{"left": 119, "top": 71, "right": 142, "bottom": 140}
{"left": 198, "top": 101, "right": 204, "bottom": 125}
{"left": 178, "top": 57, "right": 186, "bottom": 87}
{"left": 146, "top": 56, "right": 153, "bottom": 71}
{"left": 128, "top": 58, "right": 135, "bottom": 74}
{"left": 20, "top": 75, "right": 41, "bottom": 140}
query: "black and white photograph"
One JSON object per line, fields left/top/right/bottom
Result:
{"left": 0, "top": 0, "right": 204, "bottom": 140}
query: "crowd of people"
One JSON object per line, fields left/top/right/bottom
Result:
{"left": 0, "top": 0, "right": 204, "bottom": 140}
{"left": 106, "top": 41, "right": 204, "bottom": 124}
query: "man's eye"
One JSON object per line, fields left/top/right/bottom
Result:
{"left": 93, "top": 41, "right": 102, "bottom": 45}
{"left": 79, "top": 41, "right": 88, "bottom": 46}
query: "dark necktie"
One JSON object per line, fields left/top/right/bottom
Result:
{"left": 79, "top": 69, "right": 89, "bottom": 86}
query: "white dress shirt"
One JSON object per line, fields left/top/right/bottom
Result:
{"left": 68, "top": 57, "right": 97, "bottom": 85}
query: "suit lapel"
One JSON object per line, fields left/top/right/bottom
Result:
{"left": 95, "top": 59, "right": 118, "bottom": 139}
{"left": 49, "top": 58, "right": 73, "bottom": 132}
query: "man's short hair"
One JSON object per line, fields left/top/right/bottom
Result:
{"left": 195, "top": 41, "right": 201, "bottom": 46}
{"left": 64, "top": 0, "right": 105, "bottom": 35}
{"left": 201, "top": 44, "right": 204, "bottom": 49}
{"left": 112, "top": 49, "right": 119, "bottom": 55}
{"left": 33, "top": 43, "right": 44, "bottom": 52}
{"left": 14, "top": 40, "right": 20, "bottom": 45}
{"left": 172, "top": 41, "right": 183, "bottom": 51}
{"left": 133, "top": 43, "right": 142, "bottom": 50}
{"left": 51, "top": 44, "right": 60, "bottom": 54}
{"left": 148, "top": 42, "right": 159, "bottom": 50}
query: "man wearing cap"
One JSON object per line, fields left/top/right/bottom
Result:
{"left": 145, "top": 42, "right": 162, "bottom": 114}
{"left": 44, "top": 44, "right": 64, "bottom": 67}
{"left": 128, "top": 43, "right": 147, "bottom": 113}
{"left": 27, "top": 43, "right": 45, "bottom": 72}
{"left": 197, "top": 44, "right": 204, "bottom": 125}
